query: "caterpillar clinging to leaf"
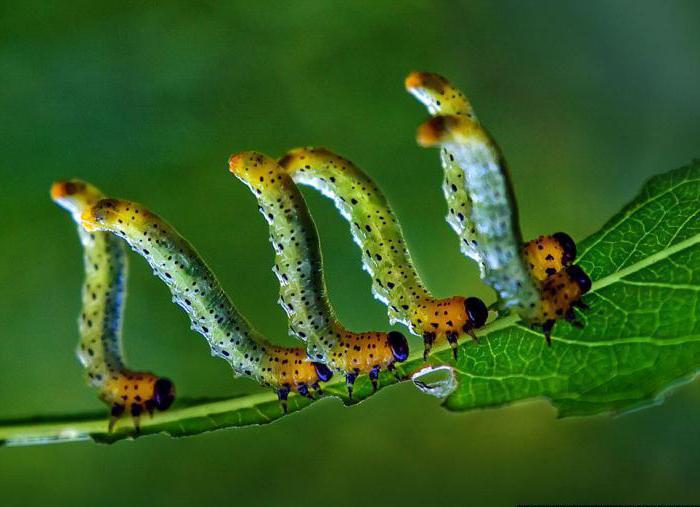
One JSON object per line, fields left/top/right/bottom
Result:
{"left": 277, "top": 147, "right": 489, "bottom": 360}
{"left": 51, "top": 180, "right": 176, "bottom": 432}
{"left": 406, "top": 71, "right": 591, "bottom": 344}
{"left": 80, "top": 197, "right": 332, "bottom": 412}
{"left": 229, "top": 151, "right": 409, "bottom": 397}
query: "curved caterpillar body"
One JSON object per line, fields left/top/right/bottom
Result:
{"left": 277, "top": 147, "right": 488, "bottom": 359}
{"left": 80, "top": 197, "right": 332, "bottom": 410}
{"left": 229, "top": 151, "right": 409, "bottom": 396}
{"left": 51, "top": 180, "right": 175, "bottom": 431}
{"left": 406, "top": 71, "right": 591, "bottom": 343}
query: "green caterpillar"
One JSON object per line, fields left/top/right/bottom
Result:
{"left": 406, "top": 71, "right": 591, "bottom": 343}
{"left": 81, "top": 197, "right": 332, "bottom": 411}
{"left": 278, "top": 147, "right": 488, "bottom": 359}
{"left": 51, "top": 180, "right": 175, "bottom": 431}
{"left": 229, "top": 151, "right": 408, "bottom": 396}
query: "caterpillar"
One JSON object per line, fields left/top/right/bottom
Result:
{"left": 80, "top": 197, "right": 333, "bottom": 411}
{"left": 405, "top": 71, "right": 591, "bottom": 343}
{"left": 277, "top": 147, "right": 489, "bottom": 360}
{"left": 51, "top": 180, "right": 175, "bottom": 432}
{"left": 229, "top": 151, "right": 409, "bottom": 397}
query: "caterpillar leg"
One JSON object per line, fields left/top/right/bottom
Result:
{"left": 573, "top": 300, "right": 589, "bottom": 311}
{"left": 346, "top": 372, "right": 358, "bottom": 399}
{"left": 369, "top": 365, "right": 381, "bottom": 392}
{"left": 422, "top": 332, "right": 435, "bottom": 361}
{"left": 108, "top": 404, "right": 125, "bottom": 433}
{"left": 542, "top": 320, "right": 555, "bottom": 347}
{"left": 277, "top": 386, "right": 291, "bottom": 414}
{"left": 387, "top": 362, "right": 404, "bottom": 381}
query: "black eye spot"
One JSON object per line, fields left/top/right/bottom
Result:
{"left": 566, "top": 265, "right": 592, "bottom": 294}
{"left": 465, "top": 297, "right": 488, "bottom": 328}
{"left": 153, "top": 378, "right": 176, "bottom": 411}
{"left": 387, "top": 331, "right": 409, "bottom": 362}
{"left": 553, "top": 232, "right": 577, "bottom": 265}
{"left": 312, "top": 362, "right": 333, "bottom": 382}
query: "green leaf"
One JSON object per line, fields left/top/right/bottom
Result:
{"left": 0, "top": 160, "right": 697, "bottom": 446}
{"left": 440, "top": 159, "right": 700, "bottom": 416}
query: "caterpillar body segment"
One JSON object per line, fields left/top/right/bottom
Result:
{"left": 406, "top": 71, "right": 592, "bottom": 344}
{"left": 51, "top": 180, "right": 175, "bottom": 432}
{"left": 229, "top": 151, "right": 409, "bottom": 396}
{"left": 277, "top": 147, "right": 488, "bottom": 359}
{"left": 81, "top": 197, "right": 331, "bottom": 410}
{"left": 522, "top": 232, "right": 577, "bottom": 282}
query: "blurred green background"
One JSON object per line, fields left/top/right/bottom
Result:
{"left": 1, "top": 1, "right": 699, "bottom": 505}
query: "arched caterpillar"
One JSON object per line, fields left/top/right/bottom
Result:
{"left": 277, "top": 147, "right": 489, "bottom": 359}
{"left": 80, "top": 197, "right": 333, "bottom": 411}
{"left": 51, "top": 180, "right": 176, "bottom": 431}
{"left": 405, "top": 71, "right": 591, "bottom": 343}
{"left": 229, "top": 151, "right": 409, "bottom": 397}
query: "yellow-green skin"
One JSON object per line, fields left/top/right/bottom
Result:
{"left": 52, "top": 181, "right": 127, "bottom": 385}
{"left": 406, "top": 71, "right": 540, "bottom": 319}
{"left": 230, "top": 152, "right": 406, "bottom": 385}
{"left": 81, "top": 198, "right": 329, "bottom": 397}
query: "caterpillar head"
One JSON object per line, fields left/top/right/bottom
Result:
{"left": 51, "top": 180, "right": 104, "bottom": 219}
{"left": 151, "top": 377, "right": 176, "bottom": 412}
{"left": 552, "top": 232, "right": 577, "bottom": 266}
{"left": 312, "top": 362, "right": 333, "bottom": 382}
{"left": 464, "top": 297, "right": 488, "bottom": 329}
{"left": 387, "top": 330, "right": 409, "bottom": 362}
{"left": 566, "top": 264, "right": 592, "bottom": 295}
